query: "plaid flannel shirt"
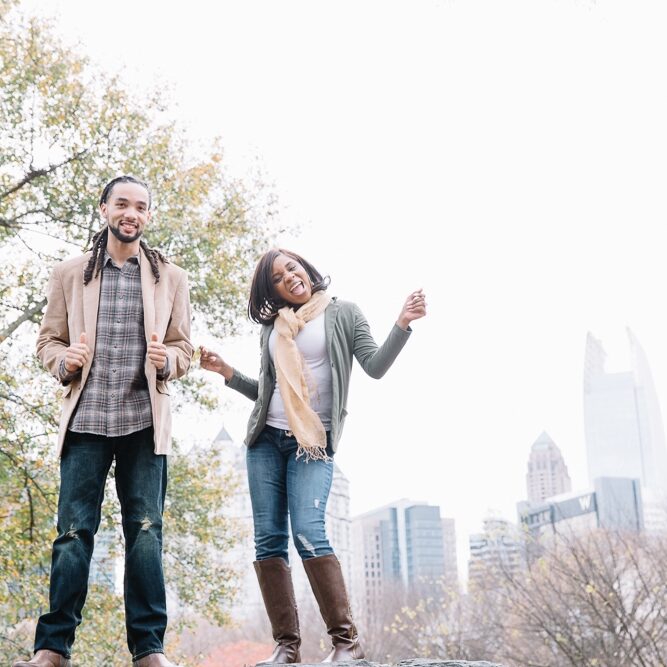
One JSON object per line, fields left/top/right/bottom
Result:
{"left": 67, "top": 252, "right": 166, "bottom": 437}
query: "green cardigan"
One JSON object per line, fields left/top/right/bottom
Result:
{"left": 226, "top": 297, "right": 412, "bottom": 452}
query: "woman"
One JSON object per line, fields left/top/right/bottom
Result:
{"left": 200, "top": 248, "right": 426, "bottom": 664}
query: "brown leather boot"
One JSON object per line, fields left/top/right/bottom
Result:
{"left": 134, "top": 653, "right": 179, "bottom": 666}
{"left": 12, "top": 650, "right": 72, "bottom": 667}
{"left": 303, "top": 554, "right": 364, "bottom": 663}
{"left": 253, "top": 557, "right": 301, "bottom": 665}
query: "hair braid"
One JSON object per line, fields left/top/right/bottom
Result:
{"left": 140, "top": 239, "right": 169, "bottom": 282}
{"left": 82, "top": 230, "right": 168, "bottom": 284}
{"left": 83, "top": 228, "right": 109, "bottom": 285}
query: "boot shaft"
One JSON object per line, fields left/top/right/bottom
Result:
{"left": 303, "top": 554, "right": 365, "bottom": 661}
{"left": 253, "top": 557, "right": 301, "bottom": 664}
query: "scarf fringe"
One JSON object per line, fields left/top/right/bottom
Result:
{"left": 296, "top": 442, "right": 332, "bottom": 463}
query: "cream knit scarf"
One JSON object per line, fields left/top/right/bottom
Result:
{"left": 273, "top": 290, "right": 332, "bottom": 461}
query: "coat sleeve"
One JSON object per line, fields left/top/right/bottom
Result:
{"left": 224, "top": 327, "right": 266, "bottom": 401}
{"left": 35, "top": 265, "right": 72, "bottom": 383}
{"left": 352, "top": 303, "right": 412, "bottom": 379}
{"left": 163, "top": 270, "right": 194, "bottom": 381}
{"left": 226, "top": 369, "right": 260, "bottom": 401}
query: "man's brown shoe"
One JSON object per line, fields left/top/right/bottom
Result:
{"left": 134, "top": 653, "right": 179, "bottom": 667}
{"left": 12, "top": 649, "right": 72, "bottom": 667}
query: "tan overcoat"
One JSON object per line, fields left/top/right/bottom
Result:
{"left": 36, "top": 250, "right": 193, "bottom": 456}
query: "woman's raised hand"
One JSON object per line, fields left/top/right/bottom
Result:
{"left": 199, "top": 346, "right": 233, "bottom": 380}
{"left": 396, "top": 289, "right": 427, "bottom": 330}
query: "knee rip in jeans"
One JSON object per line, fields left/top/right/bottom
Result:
{"left": 296, "top": 533, "right": 317, "bottom": 557}
{"left": 66, "top": 524, "right": 79, "bottom": 540}
{"left": 140, "top": 516, "right": 152, "bottom": 532}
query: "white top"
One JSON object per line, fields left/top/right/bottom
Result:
{"left": 266, "top": 312, "right": 333, "bottom": 430}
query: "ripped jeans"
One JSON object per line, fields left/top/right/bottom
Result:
{"left": 34, "top": 427, "right": 168, "bottom": 661}
{"left": 246, "top": 425, "right": 335, "bottom": 562}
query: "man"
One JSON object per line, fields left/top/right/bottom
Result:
{"left": 14, "top": 176, "right": 193, "bottom": 667}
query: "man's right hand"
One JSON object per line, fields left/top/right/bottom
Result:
{"left": 64, "top": 332, "right": 91, "bottom": 372}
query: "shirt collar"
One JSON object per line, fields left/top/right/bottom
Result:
{"left": 104, "top": 250, "right": 141, "bottom": 269}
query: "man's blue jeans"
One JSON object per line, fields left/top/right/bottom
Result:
{"left": 34, "top": 427, "right": 168, "bottom": 661}
{"left": 246, "top": 425, "right": 335, "bottom": 562}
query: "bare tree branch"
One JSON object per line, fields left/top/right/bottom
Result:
{"left": 0, "top": 296, "right": 46, "bottom": 342}
{"left": 0, "top": 148, "right": 89, "bottom": 202}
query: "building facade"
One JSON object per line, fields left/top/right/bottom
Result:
{"left": 584, "top": 330, "right": 667, "bottom": 497}
{"left": 352, "top": 499, "right": 458, "bottom": 616}
{"left": 526, "top": 431, "right": 572, "bottom": 504}
{"left": 467, "top": 517, "right": 522, "bottom": 589}
{"left": 519, "top": 476, "right": 644, "bottom": 547}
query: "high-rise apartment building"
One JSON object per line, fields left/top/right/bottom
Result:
{"left": 584, "top": 330, "right": 667, "bottom": 496}
{"left": 467, "top": 517, "right": 522, "bottom": 589}
{"left": 351, "top": 499, "right": 458, "bottom": 616}
{"left": 214, "top": 426, "right": 353, "bottom": 619}
{"left": 526, "top": 431, "right": 572, "bottom": 504}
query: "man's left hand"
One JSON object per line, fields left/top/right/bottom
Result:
{"left": 148, "top": 332, "right": 167, "bottom": 370}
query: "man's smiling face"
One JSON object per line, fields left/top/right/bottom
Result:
{"left": 101, "top": 181, "right": 151, "bottom": 244}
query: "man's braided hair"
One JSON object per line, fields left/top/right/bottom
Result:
{"left": 83, "top": 176, "right": 168, "bottom": 285}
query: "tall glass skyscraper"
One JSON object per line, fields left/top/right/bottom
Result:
{"left": 583, "top": 329, "right": 667, "bottom": 496}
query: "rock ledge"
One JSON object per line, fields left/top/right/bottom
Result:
{"left": 292, "top": 660, "right": 504, "bottom": 667}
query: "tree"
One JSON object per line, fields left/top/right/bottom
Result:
{"left": 385, "top": 578, "right": 500, "bottom": 663}
{"left": 389, "top": 529, "right": 667, "bottom": 667}
{"left": 494, "top": 529, "right": 667, "bottom": 667}
{"left": 0, "top": 1, "right": 277, "bottom": 662}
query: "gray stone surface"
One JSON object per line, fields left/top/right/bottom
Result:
{"left": 398, "top": 661, "right": 504, "bottom": 667}
{"left": 292, "top": 661, "right": 504, "bottom": 667}
{"left": 293, "top": 662, "right": 377, "bottom": 667}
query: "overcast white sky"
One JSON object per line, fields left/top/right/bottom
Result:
{"left": 24, "top": 0, "right": 667, "bottom": 573}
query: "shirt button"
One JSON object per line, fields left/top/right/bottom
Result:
{"left": 116, "top": 318, "right": 121, "bottom": 323}
{"left": 111, "top": 393, "right": 116, "bottom": 398}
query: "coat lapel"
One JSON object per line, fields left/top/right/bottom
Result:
{"left": 139, "top": 251, "right": 156, "bottom": 342}
{"left": 82, "top": 263, "right": 101, "bottom": 386}
{"left": 324, "top": 297, "right": 339, "bottom": 359}
{"left": 261, "top": 323, "right": 274, "bottom": 380}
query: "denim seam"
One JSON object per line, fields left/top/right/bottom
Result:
{"left": 133, "top": 647, "right": 165, "bottom": 661}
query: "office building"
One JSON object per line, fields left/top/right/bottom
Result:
{"left": 519, "top": 476, "right": 643, "bottom": 547}
{"left": 352, "top": 499, "right": 458, "bottom": 615}
{"left": 468, "top": 517, "right": 522, "bottom": 589}
{"left": 526, "top": 431, "right": 572, "bottom": 504}
{"left": 584, "top": 330, "right": 667, "bottom": 496}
